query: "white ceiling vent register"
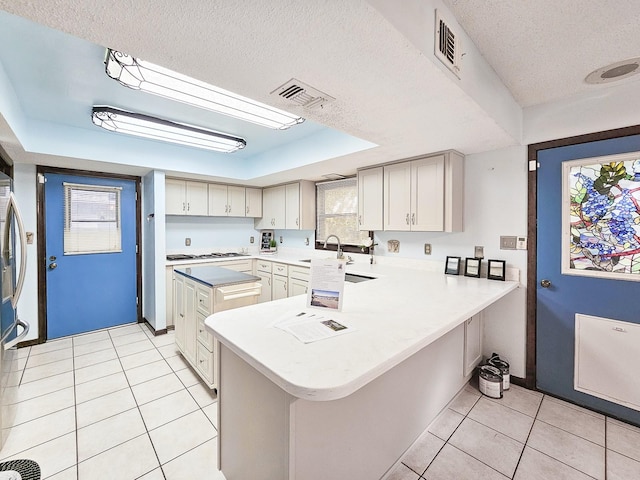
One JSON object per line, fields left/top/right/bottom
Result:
{"left": 434, "top": 10, "right": 462, "bottom": 78}
{"left": 271, "top": 79, "right": 335, "bottom": 110}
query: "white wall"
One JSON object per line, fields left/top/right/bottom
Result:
{"left": 373, "top": 146, "right": 528, "bottom": 377}
{"left": 142, "top": 170, "right": 166, "bottom": 331}
{"left": 14, "top": 163, "right": 38, "bottom": 342}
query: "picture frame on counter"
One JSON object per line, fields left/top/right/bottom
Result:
{"left": 464, "top": 258, "right": 482, "bottom": 278}
{"left": 444, "top": 256, "right": 461, "bottom": 275}
{"left": 487, "top": 259, "right": 506, "bottom": 281}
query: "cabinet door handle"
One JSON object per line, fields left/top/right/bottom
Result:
{"left": 228, "top": 204, "right": 231, "bottom": 214}
{"left": 359, "top": 215, "right": 362, "bottom": 225}
{"left": 411, "top": 213, "right": 415, "bottom": 225}
{"left": 284, "top": 282, "right": 287, "bottom": 290}
{"left": 187, "top": 202, "right": 190, "bottom": 211}
{"left": 268, "top": 278, "right": 271, "bottom": 286}
{"left": 406, "top": 213, "right": 410, "bottom": 225}
{"left": 182, "top": 202, "right": 185, "bottom": 212}
{"left": 296, "top": 218, "right": 299, "bottom": 226}
{"left": 246, "top": 206, "right": 249, "bottom": 214}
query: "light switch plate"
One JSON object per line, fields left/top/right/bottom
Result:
{"left": 388, "top": 240, "right": 400, "bottom": 253}
{"left": 250, "top": 236, "right": 254, "bottom": 243}
{"left": 185, "top": 237, "right": 191, "bottom": 246}
{"left": 474, "top": 246, "right": 484, "bottom": 258}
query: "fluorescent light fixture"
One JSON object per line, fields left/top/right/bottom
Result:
{"left": 91, "top": 106, "right": 246, "bottom": 153}
{"left": 105, "top": 49, "right": 305, "bottom": 130}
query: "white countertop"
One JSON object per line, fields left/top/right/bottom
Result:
{"left": 205, "top": 261, "right": 518, "bottom": 402}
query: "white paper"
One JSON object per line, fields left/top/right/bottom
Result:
{"left": 273, "top": 311, "right": 354, "bottom": 344}
{"left": 307, "top": 258, "right": 346, "bottom": 311}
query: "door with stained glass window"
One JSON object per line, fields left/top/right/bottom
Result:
{"left": 44, "top": 172, "right": 138, "bottom": 338}
{"left": 536, "top": 135, "right": 640, "bottom": 425}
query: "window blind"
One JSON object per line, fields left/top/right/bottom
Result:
{"left": 316, "top": 178, "right": 369, "bottom": 246}
{"left": 63, "top": 183, "right": 122, "bottom": 254}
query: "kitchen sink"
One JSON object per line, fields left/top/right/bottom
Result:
{"left": 345, "top": 273, "right": 376, "bottom": 283}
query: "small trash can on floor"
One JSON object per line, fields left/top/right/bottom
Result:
{"left": 0, "top": 460, "right": 41, "bottom": 480}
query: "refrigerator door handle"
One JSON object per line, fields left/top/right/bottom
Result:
{"left": 4, "top": 318, "right": 29, "bottom": 350}
{"left": 6, "top": 193, "right": 27, "bottom": 309}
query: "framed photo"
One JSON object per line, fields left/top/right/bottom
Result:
{"left": 487, "top": 259, "right": 506, "bottom": 281}
{"left": 445, "top": 256, "right": 461, "bottom": 275}
{"left": 464, "top": 258, "right": 482, "bottom": 278}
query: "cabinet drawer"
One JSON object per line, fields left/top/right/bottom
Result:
{"left": 256, "top": 260, "right": 272, "bottom": 273}
{"left": 273, "top": 263, "right": 288, "bottom": 276}
{"left": 218, "top": 259, "right": 252, "bottom": 273}
{"left": 289, "top": 265, "right": 310, "bottom": 281}
{"left": 197, "top": 312, "right": 214, "bottom": 352}
{"left": 196, "top": 286, "right": 211, "bottom": 315}
{"left": 196, "top": 342, "right": 215, "bottom": 386}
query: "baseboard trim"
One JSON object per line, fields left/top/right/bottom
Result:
{"left": 510, "top": 375, "right": 526, "bottom": 388}
{"left": 142, "top": 317, "right": 168, "bottom": 336}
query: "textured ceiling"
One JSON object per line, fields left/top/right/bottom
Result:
{"left": 4, "top": 1, "right": 638, "bottom": 182}
{"left": 0, "top": 0, "right": 519, "bottom": 182}
{"left": 445, "top": 0, "right": 640, "bottom": 107}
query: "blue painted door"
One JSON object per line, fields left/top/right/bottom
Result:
{"left": 537, "top": 134, "right": 640, "bottom": 424}
{"left": 45, "top": 173, "right": 138, "bottom": 338}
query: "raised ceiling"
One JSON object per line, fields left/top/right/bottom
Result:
{"left": 0, "top": 1, "right": 639, "bottom": 184}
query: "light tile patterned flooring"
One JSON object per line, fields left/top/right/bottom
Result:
{"left": 387, "top": 382, "right": 640, "bottom": 480}
{"left": 4, "top": 323, "right": 640, "bottom": 480}
{"left": 0, "top": 323, "right": 223, "bottom": 480}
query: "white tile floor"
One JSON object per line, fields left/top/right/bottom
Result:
{"left": 387, "top": 382, "right": 640, "bottom": 480}
{"left": 4, "top": 323, "right": 640, "bottom": 480}
{"left": 0, "top": 323, "right": 223, "bottom": 480}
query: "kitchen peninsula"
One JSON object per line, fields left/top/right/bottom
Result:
{"left": 206, "top": 263, "right": 518, "bottom": 480}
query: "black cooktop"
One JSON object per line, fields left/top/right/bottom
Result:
{"left": 166, "top": 252, "right": 249, "bottom": 261}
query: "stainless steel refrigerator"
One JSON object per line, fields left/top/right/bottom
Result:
{"left": 0, "top": 172, "right": 30, "bottom": 448}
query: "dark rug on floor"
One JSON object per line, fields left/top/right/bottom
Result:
{"left": 0, "top": 459, "right": 41, "bottom": 480}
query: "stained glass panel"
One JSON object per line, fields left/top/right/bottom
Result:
{"left": 563, "top": 153, "right": 640, "bottom": 280}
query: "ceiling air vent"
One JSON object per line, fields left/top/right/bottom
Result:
{"left": 271, "top": 79, "right": 335, "bottom": 110}
{"left": 434, "top": 10, "right": 462, "bottom": 78}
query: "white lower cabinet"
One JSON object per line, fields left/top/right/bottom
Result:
{"left": 256, "top": 260, "right": 273, "bottom": 303}
{"left": 288, "top": 265, "right": 310, "bottom": 297}
{"left": 463, "top": 313, "right": 483, "bottom": 377}
{"left": 174, "top": 272, "right": 216, "bottom": 389}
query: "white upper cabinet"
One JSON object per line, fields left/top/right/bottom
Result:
{"left": 358, "top": 167, "right": 383, "bottom": 231}
{"left": 256, "top": 181, "right": 315, "bottom": 230}
{"left": 383, "top": 162, "right": 412, "bottom": 231}
{"left": 245, "top": 187, "right": 263, "bottom": 218}
{"left": 383, "top": 151, "right": 463, "bottom": 232}
{"left": 411, "top": 155, "right": 445, "bottom": 231}
{"left": 285, "top": 183, "right": 301, "bottom": 229}
{"left": 166, "top": 179, "right": 208, "bottom": 216}
{"left": 208, "top": 184, "right": 246, "bottom": 217}
{"left": 257, "top": 185, "right": 286, "bottom": 229}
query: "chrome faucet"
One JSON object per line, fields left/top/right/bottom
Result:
{"left": 323, "top": 234, "right": 343, "bottom": 259}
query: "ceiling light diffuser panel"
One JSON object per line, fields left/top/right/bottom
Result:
{"left": 105, "top": 49, "right": 305, "bottom": 130}
{"left": 91, "top": 107, "right": 246, "bottom": 153}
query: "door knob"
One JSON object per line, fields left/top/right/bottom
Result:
{"left": 48, "top": 262, "right": 58, "bottom": 270}
{"left": 540, "top": 279, "right": 551, "bottom": 288}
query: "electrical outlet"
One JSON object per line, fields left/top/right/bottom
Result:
{"left": 305, "top": 237, "right": 309, "bottom": 246}
{"left": 279, "top": 236, "right": 283, "bottom": 244}
{"left": 250, "top": 236, "right": 254, "bottom": 244}
{"left": 185, "top": 237, "right": 191, "bottom": 246}
{"left": 424, "top": 243, "right": 432, "bottom": 255}
{"left": 500, "top": 236, "right": 517, "bottom": 250}
{"left": 388, "top": 240, "right": 400, "bottom": 253}
{"left": 474, "top": 246, "right": 484, "bottom": 258}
